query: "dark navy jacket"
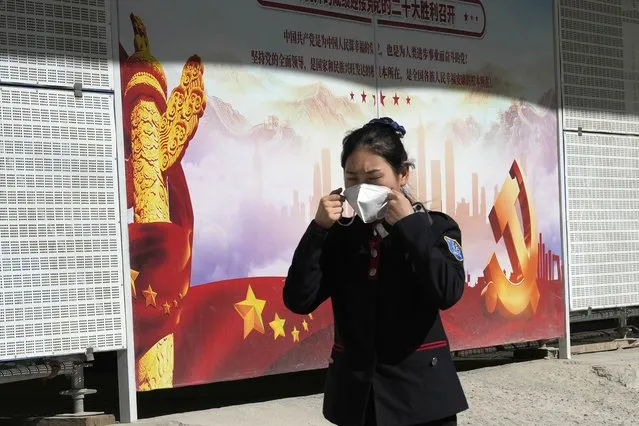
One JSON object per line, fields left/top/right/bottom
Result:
{"left": 283, "top": 210, "right": 468, "bottom": 426}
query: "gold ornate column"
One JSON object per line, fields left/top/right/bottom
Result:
{"left": 121, "top": 13, "right": 206, "bottom": 390}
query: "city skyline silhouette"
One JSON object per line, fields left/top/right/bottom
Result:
{"left": 265, "top": 125, "right": 562, "bottom": 288}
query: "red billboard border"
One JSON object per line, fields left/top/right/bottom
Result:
{"left": 257, "top": 0, "right": 373, "bottom": 24}
{"left": 257, "top": 0, "right": 487, "bottom": 38}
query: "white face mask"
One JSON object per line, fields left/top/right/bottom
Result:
{"left": 343, "top": 183, "right": 391, "bottom": 223}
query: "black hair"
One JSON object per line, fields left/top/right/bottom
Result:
{"left": 340, "top": 117, "right": 414, "bottom": 174}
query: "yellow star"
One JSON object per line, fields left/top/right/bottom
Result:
{"left": 292, "top": 326, "right": 300, "bottom": 342}
{"left": 142, "top": 284, "right": 157, "bottom": 307}
{"left": 269, "top": 313, "right": 286, "bottom": 340}
{"left": 130, "top": 269, "right": 140, "bottom": 299}
{"left": 234, "top": 285, "right": 266, "bottom": 339}
{"left": 162, "top": 301, "right": 171, "bottom": 315}
{"left": 173, "top": 299, "right": 179, "bottom": 308}
{"left": 302, "top": 319, "right": 309, "bottom": 332}
{"left": 308, "top": 313, "right": 314, "bottom": 320}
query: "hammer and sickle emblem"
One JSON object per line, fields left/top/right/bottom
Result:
{"left": 481, "top": 160, "right": 539, "bottom": 319}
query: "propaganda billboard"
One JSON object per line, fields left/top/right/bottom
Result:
{"left": 117, "top": 0, "right": 564, "bottom": 391}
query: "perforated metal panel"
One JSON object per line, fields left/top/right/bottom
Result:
{"left": 0, "top": 0, "right": 113, "bottom": 90}
{"left": 0, "top": 86, "right": 125, "bottom": 360}
{"left": 559, "top": 0, "right": 639, "bottom": 134}
{"left": 563, "top": 131, "right": 639, "bottom": 311}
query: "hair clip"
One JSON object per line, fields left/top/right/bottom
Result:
{"left": 367, "top": 118, "right": 406, "bottom": 137}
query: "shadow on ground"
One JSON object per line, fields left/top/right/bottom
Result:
{"left": 0, "top": 353, "right": 519, "bottom": 422}
{"left": 1, "top": 317, "right": 636, "bottom": 423}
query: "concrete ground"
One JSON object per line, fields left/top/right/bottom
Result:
{"left": 119, "top": 348, "right": 639, "bottom": 426}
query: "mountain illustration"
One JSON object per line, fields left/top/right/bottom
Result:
{"left": 484, "top": 95, "right": 558, "bottom": 170}
{"left": 206, "top": 67, "right": 282, "bottom": 93}
{"left": 182, "top": 94, "right": 251, "bottom": 161}
{"left": 443, "top": 116, "right": 482, "bottom": 144}
{"left": 536, "top": 89, "right": 557, "bottom": 111}
{"left": 199, "top": 95, "right": 249, "bottom": 137}
{"left": 198, "top": 96, "right": 249, "bottom": 140}
{"left": 271, "top": 82, "right": 366, "bottom": 128}
{"left": 249, "top": 115, "right": 302, "bottom": 144}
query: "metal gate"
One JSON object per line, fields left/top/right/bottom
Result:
{"left": 558, "top": 0, "right": 639, "bottom": 311}
{"left": 0, "top": 0, "right": 127, "bottom": 361}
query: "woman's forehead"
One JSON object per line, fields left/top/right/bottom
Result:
{"left": 345, "top": 148, "right": 389, "bottom": 168}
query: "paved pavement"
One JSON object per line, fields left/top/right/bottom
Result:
{"left": 119, "top": 348, "right": 639, "bottom": 426}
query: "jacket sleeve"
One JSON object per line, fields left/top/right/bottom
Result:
{"left": 392, "top": 212, "right": 465, "bottom": 310}
{"left": 283, "top": 220, "right": 335, "bottom": 315}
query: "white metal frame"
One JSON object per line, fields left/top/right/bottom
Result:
{"left": 109, "top": 0, "right": 137, "bottom": 421}
{"left": 557, "top": 0, "right": 639, "bottom": 313}
{"left": 0, "top": 86, "right": 127, "bottom": 361}
{"left": 553, "top": 0, "right": 572, "bottom": 360}
{"left": 0, "top": 0, "right": 131, "bottom": 362}
{"left": 0, "top": 0, "right": 114, "bottom": 91}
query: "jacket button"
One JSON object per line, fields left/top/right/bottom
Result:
{"left": 371, "top": 249, "right": 378, "bottom": 258}
{"left": 431, "top": 357, "right": 438, "bottom": 367}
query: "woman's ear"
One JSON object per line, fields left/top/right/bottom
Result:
{"left": 398, "top": 165, "right": 409, "bottom": 186}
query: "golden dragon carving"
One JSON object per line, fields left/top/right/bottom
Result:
{"left": 123, "top": 13, "right": 206, "bottom": 224}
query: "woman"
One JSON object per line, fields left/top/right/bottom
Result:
{"left": 283, "top": 117, "right": 468, "bottom": 426}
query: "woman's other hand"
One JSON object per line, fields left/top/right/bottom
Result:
{"left": 385, "top": 190, "right": 414, "bottom": 225}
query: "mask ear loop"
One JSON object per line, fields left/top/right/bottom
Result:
{"left": 400, "top": 185, "right": 414, "bottom": 202}
{"left": 337, "top": 193, "right": 355, "bottom": 227}
{"left": 337, "top": 214, "right": 356, "bottom": 227}
{"left": 339, "top": 186, "right": 390, "bottom": 226}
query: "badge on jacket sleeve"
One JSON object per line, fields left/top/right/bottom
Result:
{"left": 444, "top": 236, "right": 463, "bottom": 261}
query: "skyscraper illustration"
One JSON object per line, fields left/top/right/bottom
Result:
{"left": 321, "top": 148, "right": 331, "bottom": 195}
{"left": 472, "top": 172, "right": 479, "bottom": 217}
{"left": 417, "top": 119, "right": 427, "bottom": 203}
{"left": 431, "top": 160, "right": 442, "bottom": 211}
{"left": 445, "top": 138, "right": 455, "bottom": 215}
{"left": 480, "top": 186, "right": 487, "bottom": 220}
